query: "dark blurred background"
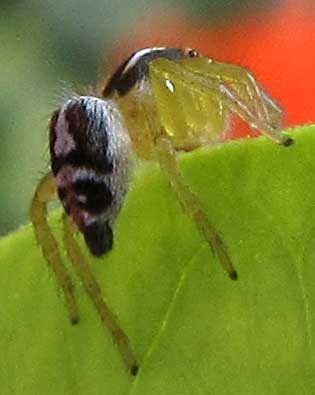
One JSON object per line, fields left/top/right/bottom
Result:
{"left": 1, "top": 0, "right": 314, "bottom": 236}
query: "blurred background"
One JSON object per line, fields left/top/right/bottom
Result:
{"left": 1, "top": 0, "right": 315, "bottom": 236}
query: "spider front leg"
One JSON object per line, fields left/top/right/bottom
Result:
{"left": 30, "top": 172, "right": 79, "bottom": 324}
{"left": 155, "top": 136, "right": 238, "bottom": 280}
{"left": 151, "top": 57, "right": 293, "bottom": 146}
{"left": 206, "top": 62, "right": 291, "bottom": 145}
{"left": 62, "top": 214, "right": 139, "bottom": 375}
{"left": 191, "top": 61, "right": 283, "bottom": 129}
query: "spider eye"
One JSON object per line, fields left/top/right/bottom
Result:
{"left": 185, "top": 48, "right": 199, "bottom": 58}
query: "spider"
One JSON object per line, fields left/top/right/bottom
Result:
{"left": 31, "top": 47, "right": 293, "bottom": 376}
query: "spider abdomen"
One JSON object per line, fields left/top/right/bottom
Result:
{"left": 49, "top": 95, "right": 132, "bottom": 256}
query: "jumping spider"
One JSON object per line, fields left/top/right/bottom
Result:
{"left": 31, "top": 47, "right": 293, "bottom": 375}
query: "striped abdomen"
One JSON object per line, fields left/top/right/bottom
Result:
{"left": 49, "top": 96, "right": 132, "bottom": 256}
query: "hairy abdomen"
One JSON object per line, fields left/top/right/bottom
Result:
{"left": 49, "top": 95, "right": 132, "bottom": 256}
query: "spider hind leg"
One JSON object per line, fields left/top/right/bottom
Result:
{"left": 30, "top": 172, "right": 80, "bottom": 324}
{"left": 62, "top": 214, "right": 139, "bottom": 375}
{"left": 31, "top": 172, "right": 138, "bottom": 374}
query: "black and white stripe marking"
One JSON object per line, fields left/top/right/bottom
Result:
{"left": 49, "top": 95, "right": 132, "bottom": 256}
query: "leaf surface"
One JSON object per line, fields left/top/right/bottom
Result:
{"left": 1, "top": 126, "right": 315, "bottom": 394}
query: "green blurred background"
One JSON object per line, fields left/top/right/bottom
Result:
{"left": 0, "top": 0, "right": 309, "bottom": 235}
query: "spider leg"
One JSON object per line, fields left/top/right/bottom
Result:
{"left": 150, "top": 58, "right": 293, "bottom": 146}
{"left": 62, "top": 214, "right": 139, "bottom": 375}
{"left": 217, "top": 83, "right": 291, "bottom": 144}
{"left": 214, "top": 67, "right": 292, "bottom": 144}
{"left": 261, "top": 90, "right": 283, "bottom": 130}
{"left": 134, "top": 89, "right": 238, "bottom": 279}
{"left": 190, "top": 61, "right": 279, "bottom": 126}
{"left": 184, "top": 60, "right": 288, "bottom": 140}
{"left": 155, "top": 136, "right": 238, "bottom": 280}
{"left": 30, "top": 172, "right": 79, "bottom": 324}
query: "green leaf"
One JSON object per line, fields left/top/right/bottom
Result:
{"left": 1, "top": 125, "right": 315, "bottom": 394}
